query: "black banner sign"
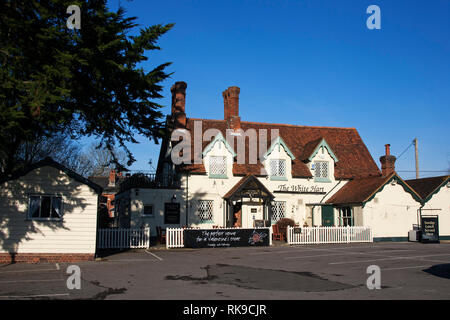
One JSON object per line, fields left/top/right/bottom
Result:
{"left": 164, "top": 202, "right": 180, "bottom": 224}
{"left": 293, "top": 227, "right": 302, "bottom": 234}
{"left": 184, "top": 228, "right": 270, "bottom": 248}
{"left": 421, "top": 215, "right": 439, "bottom": 243}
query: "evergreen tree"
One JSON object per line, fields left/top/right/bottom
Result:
{"left": 0, "top": 0, "right": 173, "bottom": 177}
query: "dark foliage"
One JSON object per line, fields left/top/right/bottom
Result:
{"left": 0, "top": 0, "right": 173, "bottom": 178}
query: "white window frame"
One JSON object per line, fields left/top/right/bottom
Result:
{"left": 209, "top": 156, "right": 227, "bottom": 178}
{"left": 270, "top": 159, "right": 286, "bottom": 179}
{"left": 314, "top": 161, "right": 330, "bottom": 182}
{"left": 28, "top": 195, "right": 63, "bottom": 221}
{"left": 271, "top": 201, "right": 286, "bottom": 224}
{"left": 196, "top": 200, "right": 214, "bottom": 223}
{"left": 339, "top": 207, "right": 354, "bottom": 227}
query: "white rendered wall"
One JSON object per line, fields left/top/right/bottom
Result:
{"left": 362, "top": 183, "right": 421, "bottom": 239}
{"left": 422, "top": 184, "right": 450, "bottom": 237}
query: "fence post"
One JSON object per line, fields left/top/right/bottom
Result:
{"left": 166, "top": 228, "right": 170, "bottom": 249}
{"left": 269, "top": 226, "right": 273, "bottom": 246}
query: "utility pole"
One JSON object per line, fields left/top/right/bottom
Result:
{"left": 414, "top": 138, "right": 419, "bottom": 179}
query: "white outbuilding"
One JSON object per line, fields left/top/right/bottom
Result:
{"left": 0, "top": 158, "right": 102, "bottom": 263}
{"left": 406, "top": 175, "right": 450, "bottom": 239}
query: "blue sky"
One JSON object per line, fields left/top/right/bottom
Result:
{"left": 102, "top": 0, "right": 450, "bottom": 179}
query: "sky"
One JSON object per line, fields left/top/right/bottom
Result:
{"left": 101, "top": 0, "right": 450, "bottom": 179}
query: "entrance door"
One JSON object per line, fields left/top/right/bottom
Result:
{"left": 233, "top": 203, "right": 242, "bottom": 227}
{"left": 321, "top": 205, "right": 334, "bottom": 226}
{"left": 244, "top": 205, "right": 263, "bottom": 228}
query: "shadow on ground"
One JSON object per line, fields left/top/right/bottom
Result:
{"left": 166, "top": 264, "right": 354, "bottom": 292}
{"left": 423, "top": 264, "right": 450, "bottom": 279}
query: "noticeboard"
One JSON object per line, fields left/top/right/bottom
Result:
{"left": 164, "top": 202, "right": 180, "bottom": 224}
{"left": 254, "top": 220, "right": 270, "bottom": 228}
{"left": 184, "top": 228, "right": 270, "bottom": 248}
{"left": 421, "top": 215, "right": 439, "bottom": 243}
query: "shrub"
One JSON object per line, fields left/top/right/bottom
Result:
{"left": 276, "top": 218, "right": 296, "bottom": 236}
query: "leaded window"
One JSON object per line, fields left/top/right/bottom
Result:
{"left": 271, "top": 201, "right": 286, "bottom": 224}
{"left": 270, "top": 159, "right": 286, "bottom": 177}
{"left": 196, "top": 200, "right": 214, "bottom": 222}
{"left": 314, "top": 161, "right": 329, "bottom": 180}
{"left": 209, "top": 156, "right": 227, "bottom": 177}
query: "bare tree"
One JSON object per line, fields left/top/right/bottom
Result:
{"left": 79, "top": 143, "right": 128, "bottom": 177}
{"left": 14, "top": 132, "right": 84, "bottom": 173}
{"left": 13, "top": 134, "right": 127, "bottom": 178}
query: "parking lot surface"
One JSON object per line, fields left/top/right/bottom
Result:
{"left": 1, "top": 242, "right": 449, "bottom": 299}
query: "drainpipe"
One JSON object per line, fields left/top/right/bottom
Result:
{"left": 314, "top": 179, "right": 343, "bottom": 226}
{"left": 320, "top": 179, "right": 343, "bottom": 204}
{"left": 185, "top": 172, "right": 189, "bottom": 227}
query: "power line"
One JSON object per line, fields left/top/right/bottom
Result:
{"left": 396, "top": 141, "right": 414, "bottom": 160}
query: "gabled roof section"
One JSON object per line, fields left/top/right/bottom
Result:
{"left": 0, "top": 157, "right": 103, "bottom": 194}
{"left": 202, "top": 131, "right": 237, "bottom": 157}
{"left": 263, "top": 136, "right": 295, "bottom": 160}
{"left": 326, "top": 172, "right": 422, "bottom": 206}
{"left": 303, "top": 138, "right": 339, "bottom": 163}
{"left": 176, "top": 119, "right": 380, "bottom": 179}
{"left": 224, "top": 174, "right": 274, "bottom": 201}
{"left": 406, "top": 175, "right": 450, "bottom": 203}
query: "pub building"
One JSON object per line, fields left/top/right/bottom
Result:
{"left": 115, "top": 81, "right": 450, "bottom": 242}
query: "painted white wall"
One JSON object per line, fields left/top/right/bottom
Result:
{"left": 353, "top": 206, "right": 364, "bottom": 226}
{"left": 362, "top": 183, "right": 421, "bottom": 239}
{"left": 0, "top": 166, "right": 98, "bottom": 254}
{"left": 422, "top": 183, "right": 450, "bottom": 236}
{"left": 116, "top": 188, "right": 185, "bottom": 236}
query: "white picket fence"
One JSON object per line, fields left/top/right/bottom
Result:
{"left": 97, "top": 227, "right": 150, "bottom": 249}
{"left": 166, "top": 227, "right": 185, "bottom": 249}
{"left": 287, "top": 226, "right": 373, "bottom": 245}
{"left": 166, "top": 227, "right": 272, "bottom": 249}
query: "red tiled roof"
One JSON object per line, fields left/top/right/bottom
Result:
{"left": 326, "top": 172, "right": 422, "bottom": 205}
{"left": 177, "top": 119, "right": 380, "bottom": 180}
{"left": 300, "top": 138, "right": 323, "bottom": 161}
{"left": 405, "top": 175, "right": 449, "bottom": 200}
{"left": 326, "top": 174, "right": 394, "bottom": 205}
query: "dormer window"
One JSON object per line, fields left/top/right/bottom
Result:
{"left": 270, "top": 159, "right": 286, "bottom": 180}
{"left": 209, "top": 156, "right": 227, "bottom": 178}
{"left": 314, "top": 161, "right": 330, "bottom": 182}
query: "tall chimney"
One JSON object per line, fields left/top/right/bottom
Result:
{"left": 380, "top": 144, "right": 396, "bottom": 177}
{"left": 223, "top": 86, "right": 241, "bottom": 130}
{"left": 108, "top": 169, "right": 116, "bottom": 187}
{"left": 171, "top": 81, "right": 187, "bottom": 128}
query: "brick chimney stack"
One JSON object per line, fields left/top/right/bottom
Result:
{"left": 380, "top": 144, "right": 396, "bottom": 177}
{"left": 108, "top": 169, "right": 116, "bottom": 187}
{"left": 223, "top": 86, "right": 241, "bottom": 131}
{"left": 171, "top": 81, "right": 187, "bottom": 128}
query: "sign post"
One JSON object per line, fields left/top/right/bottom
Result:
{"left": 420, "top": 215, "right": 439, "bottom": 243}
{"left": 164, "top": 202, "right": 180, "bottom": 224}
